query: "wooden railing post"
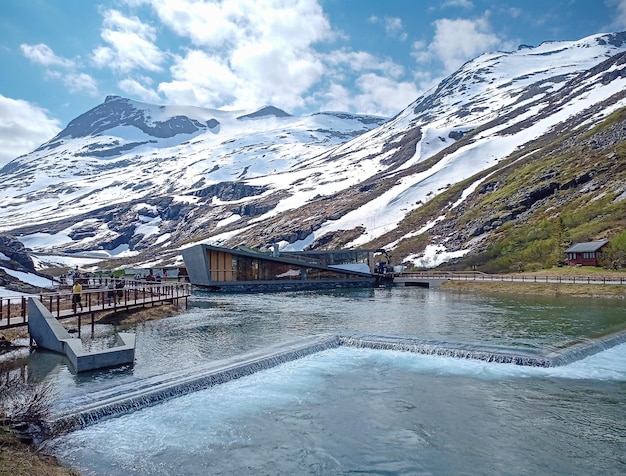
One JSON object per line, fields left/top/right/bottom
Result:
{"left": 3, "top": 285, "right": 190, "bottom": 330}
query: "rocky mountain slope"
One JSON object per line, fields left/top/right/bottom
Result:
{"left": 1, "top": 31, "right": 626, "bottom": 274}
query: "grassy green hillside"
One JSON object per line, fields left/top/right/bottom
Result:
{"left": 371, "top": 106, "right": 626, "bottom": 273}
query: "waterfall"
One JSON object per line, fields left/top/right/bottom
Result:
{"left": 46, "top": 335, "right": 340, "bottom": 437}
{"left": 338, "top": 334, "right": 553, "bottom": 367}
{"left": 547, "top": 330, "right": 626, "bottom": 366}
{"left": 45, "top": 330, "right": 626, "bottom": 437}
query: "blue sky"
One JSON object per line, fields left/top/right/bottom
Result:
{"left": 1, "top": 0, "right": 626, "bottom": 166}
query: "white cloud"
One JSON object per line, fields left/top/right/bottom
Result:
{"left": 150, "top": 0, "right": 334, "bottom": 48}
{"left": 20, "top": 47, "right": 100, "bottom": 97}
{"left": 441, "top": 0, "right": 474, "bottom": 9}
{"left": 430, "top": 17, "right": 502, "bottom": 72}
{"left": 119, "top": 77, "right": 162, "bottom": 103}
{"left": 325, "top": 49, "right": 405, "bottom": 78}
{"left": 370, "top": 15, "right": 407, "bottom": 41}
{"left": 413, "top": 16, "right": 506, "bottom": 74}
{"left": 92, "top": 9, "right": 167, "bottom": 73}
{"left": 321, "top": 73, "right": 418, "bottom": 117}
{"left": 63, "top": 72, "right": 99, "bottom": 96}
{"left": 607, "top": 0, "right": 626, "bottom": 30}
{"left": 21, "top": 43, "right": 99, "bottom": 98}
{"left": 353, "top": 73, "right": 419, "bottom": 116}
{"left": 20, "top": 43, "right": 75, "bottom": 68}
{"left": 157, "top": 80, "right": 203, "bottom": 106}
{"left": 149, "top": 0, "right": 241, "bottom": 47}
{"left": 85, "top": 0, "right": 420, "bottom": 116}
{"left": 161, "top": 50, "right": 239, "bottom": 105}
{"left": 0, "top": 95, "right": 61, "bottom": 167}
{"left": 319, "top": 82, "right": 352, "bottom": 112}
{"left": 149, "top": 0, "right": 333, "bottom": 111}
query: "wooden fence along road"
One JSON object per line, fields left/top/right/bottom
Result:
{"left": 0, "top": 282, "right": 192, "bottom": 332}
{"left": 400, "top": 272, "right": 626, "bottom": 285}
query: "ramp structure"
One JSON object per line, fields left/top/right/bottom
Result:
{"left": 27, "top": 298, "right": 135, "bottom": 372}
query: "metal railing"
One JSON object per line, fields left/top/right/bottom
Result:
{"left": 0, "top": 282, "right": 191, "bottom": 329}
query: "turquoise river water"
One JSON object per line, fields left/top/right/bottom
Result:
{"left": 24, "top": 287, "right": 626, "bottom": 475}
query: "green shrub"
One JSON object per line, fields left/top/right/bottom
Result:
{"left": 602, "top": 230, "right": 626, "bottom": 269}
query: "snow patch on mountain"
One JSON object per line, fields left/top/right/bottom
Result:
{"left": 1, "top": 31, "right": 626, "bottom": 269}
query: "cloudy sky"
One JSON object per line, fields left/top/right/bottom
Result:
{"left": 1, "top": 0, "right": 626, "bottom": 167}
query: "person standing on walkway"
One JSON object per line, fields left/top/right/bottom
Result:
{"left": 115, "top": 279, "right": 125, "bottom": 305}
{"left": 72, "top": 280, "right": 83, "bottom": 312}
{"left": 107, "top": 280, "right": 115, "bottom": 306}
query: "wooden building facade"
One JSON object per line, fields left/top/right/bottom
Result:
{"left": 182, "top": 244, "right": 377, "bottom": 292}
{"left": 564, "top": 240, "right": 608, "bottom": 267}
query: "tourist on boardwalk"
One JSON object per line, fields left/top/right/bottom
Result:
{"left": 115, "top": 279, "right": 125, "bottom": 304}
{"left": 107, "top": 281, "right": 115, "bottom": 306}
{"left": 72, "top": 280, "right": 83, "bottom": 312}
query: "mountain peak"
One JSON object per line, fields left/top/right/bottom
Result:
{"left": 237, "top": 106, "right": 291, "bottom": 120}
{"left": 104, "top": 95, "right": 123, "bottom": 102}
{"left": 595, "top": 30, "right": 626, "bottom": 47}
{"left": 51, "top": 96, "right": 211, "bottom": 141}
{"left": 4, "top": 30, "right": 626, "bottom": 273}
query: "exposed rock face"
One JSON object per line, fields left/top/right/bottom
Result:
{"left": 237, "top": 106, "right": 291, "bottom": 119}
{"left": 0, "top": 234, "right": 34, "bottom": 271}
{"left": 1, "top": 32, "right": 626, "bottom": 275}
{"left": 48, "top": 95, "right": 213, "bottom": 141}
{"left": 192, "top": 182, "right": 268, "bottom": 201}
{"left": 0, "top": 234, "right": 54, "bottom": 293}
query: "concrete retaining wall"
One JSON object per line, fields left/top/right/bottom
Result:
{"left": 393, "top": 277, "right": 448, "bottom": 288}
{"left": 28, "top": 298, "right": 135, "bottom": 373}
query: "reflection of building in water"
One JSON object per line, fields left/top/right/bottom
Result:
{"left": 182, "top": 244, "right": 379, "bottom": 292}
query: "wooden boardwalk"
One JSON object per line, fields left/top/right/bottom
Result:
{"left": 0, "top": 282, "right": 192, "bottom": 331}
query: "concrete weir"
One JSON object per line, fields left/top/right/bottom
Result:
{"left": 28, "top": 298, "right": 135, "bottom": 373}
{"left": 44, "top": 330, "right": 626, "bottom": 437}
{"left": 46, "top": 335, "right": 339, "bottom": 436}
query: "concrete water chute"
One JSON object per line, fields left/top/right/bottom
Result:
{"left": 27, "top": 298, "right": 135, "bottom": 373}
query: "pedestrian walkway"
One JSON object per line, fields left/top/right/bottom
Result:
{"left": 0, "top": 282, "right": 191, "bottom": 330}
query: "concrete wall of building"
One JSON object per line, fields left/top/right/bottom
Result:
{"left": 181, "top": 245, "right": 212, "bottom": 286}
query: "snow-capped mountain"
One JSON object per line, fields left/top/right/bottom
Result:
{"left": 2, "top": 31, "right": 626, "bottom": 270}
{"left": 0, "top": 97, "right": 385, "bottom": 229}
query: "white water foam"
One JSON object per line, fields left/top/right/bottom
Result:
{"left": 50, "top": 343, "right": 626, "bottom": 475}
{"left": 362, "top": 341, "right": 626, "bottom": 381}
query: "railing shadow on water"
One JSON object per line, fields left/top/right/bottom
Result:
{"left": 0, "top": 282, "right": 192, "bottom": 329}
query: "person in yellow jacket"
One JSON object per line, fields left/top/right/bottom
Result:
{"left": 72, "top": 280, "right": 83, "bottom": 312}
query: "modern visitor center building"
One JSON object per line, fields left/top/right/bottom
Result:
{"left": 181, "top": 244, "right": 380, "bottom": 292}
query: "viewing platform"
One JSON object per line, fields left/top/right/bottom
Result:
{"left": 0, "top": 282, "right": 192, "bottom": 333}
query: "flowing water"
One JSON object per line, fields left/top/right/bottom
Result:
{"left": 30, "top": 287, "right": 626, "bottom": 474}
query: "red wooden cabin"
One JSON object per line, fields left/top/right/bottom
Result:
{"left": 564, "top": 240, "right": 608, "bottom": 266}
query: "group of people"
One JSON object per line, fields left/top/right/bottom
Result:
{"left": 106, "top": 279, "right": 126, "bottom": 306}
{"left": 70, "top": 277, "right": 127, "bottom": 312}
{"left": 66, "top": 266, "right": 182, "bottom": 314}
